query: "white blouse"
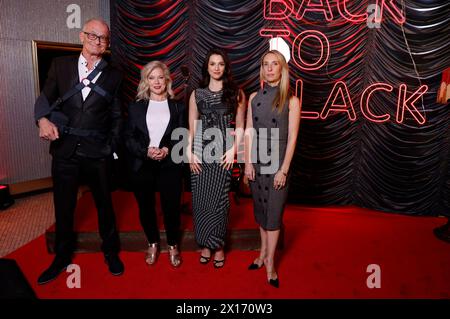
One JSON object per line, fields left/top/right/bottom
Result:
{"left": 146, "top": 99, "right": 170, "bottom": 148}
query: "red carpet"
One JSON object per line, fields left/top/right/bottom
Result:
{"left": 47, "top": 191, "right": 257, "bottom": 232}
{"left": 6, "top": 195, "right": 450, "bottom": 299}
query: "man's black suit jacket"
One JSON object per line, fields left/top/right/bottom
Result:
{"left": 124, "top": 99, "right": 186, "bottom": 172}
{"left": 36, "top": 55, "right": 123, "bottom": 159}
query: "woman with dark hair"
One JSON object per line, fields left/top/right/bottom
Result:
{"left": 245, "top": 50, "right": 301, "bottom": 287}
{"left": 188, "top": 48, "right": 246, "bottom": 268}
{"left": 125, "top": 61, "right": 185, "bottom": 268}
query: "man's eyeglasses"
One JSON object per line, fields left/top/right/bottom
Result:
{"left": 83, "top": 31, "right": 109, "bottom": 44}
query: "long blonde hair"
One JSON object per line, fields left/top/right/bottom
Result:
{"left": 260, "top": 50, "right": 290, "bottom": 113}
{"left": 136, "top": 61, "right": 174, "bottom": 101}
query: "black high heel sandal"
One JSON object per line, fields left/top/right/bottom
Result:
{"left": 213, "top": 259, "right": 225, "bottom": 268}
{"left": 199, "top": 247, "right": 212, "bottom": 264}
{"left": 199, "top": 255, "right": 211, "bottom": 264}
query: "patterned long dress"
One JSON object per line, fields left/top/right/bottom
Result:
{"left": 191, "top": 88, "right": 235, "bottom": 249}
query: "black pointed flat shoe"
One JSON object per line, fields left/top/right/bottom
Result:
{"left": 268, "top": 277, "right": 279, "bottom": 288}
{"left": 267, "top": 269, "right": 279, "bottom": 288}
{"left": 248, "top": 259, "right": 264, "bottom": 270}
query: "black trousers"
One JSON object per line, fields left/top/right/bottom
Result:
{"left": 130, "top": 160, "right": 183, "bottom": 246}
{"left": 52, "top": 154, "right": 120, "bottom": 258}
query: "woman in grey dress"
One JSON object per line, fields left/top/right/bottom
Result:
{"left": 188, "top": 48, "right": 246, "bottom": 268}
{"left": 245, "top": 50, "right": 301, "bottom": 287}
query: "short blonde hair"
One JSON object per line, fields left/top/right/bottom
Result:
{"left": 136, "top": 61, "right": 174, "bottom": 101}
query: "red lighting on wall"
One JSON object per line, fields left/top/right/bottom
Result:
{"left": 263, "top": 0, "right": 294, "bottom": 21}
{"left": 263, "top": 0, "right": 405, "bottom": 24}
{"left": 259, "top": 28, "right": 291, "bottom": 38}
{"left": 337, "top": 0, "right": 367, "bottom": 23}
{"left": 292, "top": 30, "right": 330, "bottom": 71}
{"left": 261, "top": 0, "right": 419, "bottom": 124}
{"left": 320, "top": 81, "right": 356, "bottom": 121}
{"left": 296, "top": 81, "right": 428, "bottom": 124}
{"left": 396, "top": 84, "right": 428, "bottom": 125}
{"left": 296, "top": 79, "right": 321, "bottom": 119}
{"left": 374, "top": 0, "right": 406, "bottom": 24}
{"left": 296, "top": 0, "right": 333, "bottom": 22}
{"left": 360, "top": 83, "right": 393, "bottom": 123}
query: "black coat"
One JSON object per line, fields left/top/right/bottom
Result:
{"left": 35, "top": 55, "right": 123, "bottom": 159}
{"left": 124, "top": 99, "right": 186, "bottom": 172}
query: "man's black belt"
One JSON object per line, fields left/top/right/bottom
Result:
{"left": 60, "top": 126, "right": 107, "bottom": 139}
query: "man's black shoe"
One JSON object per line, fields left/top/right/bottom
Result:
{"left": 37, "top": 256, "right": 71, "bottom": 285}
{"left": 105, "top": 254, "right": 124, "bottom": 276}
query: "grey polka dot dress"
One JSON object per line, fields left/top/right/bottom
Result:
{"left": 191, "top": 88, "right": 234, "bottom": 249}
{"left": 249, "top": 84, "right": 290, "bottom": 230}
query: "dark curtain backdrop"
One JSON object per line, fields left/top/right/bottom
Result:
{"left": 110, "top": 0, "right": 450, "bottom": 216}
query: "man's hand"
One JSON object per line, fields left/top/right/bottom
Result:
{"left": 38, "top": 118, "right": 59, "bottom": 141}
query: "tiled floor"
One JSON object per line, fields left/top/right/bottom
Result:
{"left": 0, "top": 192, "right": 54, "bottom": 257}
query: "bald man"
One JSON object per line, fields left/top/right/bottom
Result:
{"left": 35, "top": 18, "right": 124, "bottom": 284}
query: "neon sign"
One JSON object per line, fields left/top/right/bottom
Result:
{"left": 262, "top": 0, "right": 427, "bottom": 125}
{"left": 263, "top": 0, "right": 405, "bottom": 23}
{"left": 292, "top": 30, "right": 330, "bottom": 71}
{"left": 295, "top": 81, "right": 428, "bottom": 123}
